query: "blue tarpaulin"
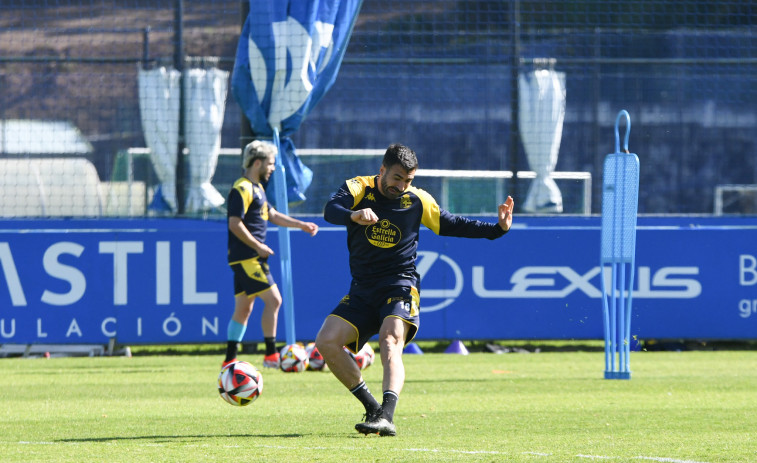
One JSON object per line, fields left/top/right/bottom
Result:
{"left": 231, "top": 0, "right": 363, "bottom": 204}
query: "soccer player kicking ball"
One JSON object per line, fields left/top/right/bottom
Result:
{"left": 224, "top": 140, "right": 318, "bottom": 369}
{"left": 315, "top": 143, "right": 514, "bottom": 436}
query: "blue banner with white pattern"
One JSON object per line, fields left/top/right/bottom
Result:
{"left": 231, "top": 0, "right": 362, "bottom": 203}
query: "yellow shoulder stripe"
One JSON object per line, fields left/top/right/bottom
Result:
{"left": 232, "top": 178, "right": 254, "bottom": 211}
{"left": 409, "top": 186, "right": 441, "bottom": 234}
{"left": 345, "top": 175, "right": 375, "bottom": 209}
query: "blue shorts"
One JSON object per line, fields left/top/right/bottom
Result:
{"left": 230, "top": 257, "right": 275, "bottom": 297}
{"left": 329, "top": 279, "right": 420, "bottom": 353}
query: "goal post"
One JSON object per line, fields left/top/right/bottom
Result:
{"left": 714, "top": 184, "right": 757, "bottom": 215}
{"left": 414, "top": 168, "right": 591, "bottom": 215}
{"left": 115, "top": 148, "right": 593, "bottom": 216}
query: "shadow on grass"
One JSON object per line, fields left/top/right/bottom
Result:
{"left": 406, "top": 377, "right": 512, "bottom": 385}
{"left": 57, "top": 433, "right": 303, "bottom": 443}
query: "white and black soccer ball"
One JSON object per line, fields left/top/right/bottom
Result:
{"left": 279, "top": 343, "right": 309, "bottom": 373}
{"left": 305, "top": 342, "right": 326, "bottom": 371}
{"left": 218, "top": 360, "right": 263, "bottom": 406}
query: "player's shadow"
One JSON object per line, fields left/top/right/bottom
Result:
{"left": 406, "top": 377, "right": 504, "bottom": 384}
{"left": 58, "top": 433, "right": 303, "bottom": 443}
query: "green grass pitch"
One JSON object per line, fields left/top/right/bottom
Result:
{"left": 1, "top": 345, "right": 755, "bottom": 462}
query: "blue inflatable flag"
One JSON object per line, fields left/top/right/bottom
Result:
{"left": 231, "top": 0, "right": 363, "bottom": 205}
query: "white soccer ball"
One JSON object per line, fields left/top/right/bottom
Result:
{"left": 357, "top": 343, "right": 376, "bottom": 369}
{"left": 345, "top": 343, "right": 375, "bottom": 370}
{"left": 305, "top": 342, "right": 326, "bottom": 371}
{"left": 217, "top": 360, "right": 263, "bottom": 406}
{"left": 279, "top": 343, "right": 309, "bottom": 373}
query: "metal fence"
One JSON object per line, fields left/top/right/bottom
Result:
{"left": 1, "top": 1, "right": 755, "bottom": 216}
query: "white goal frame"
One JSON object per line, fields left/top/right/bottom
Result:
{"left": 124, "top": 148, "right": 593, "bottom": 215}
{"left": 414, "top": 168, "right": 592, "bottom": 215}
{"left": 714, "top": 184, "right": 757, "bottom": 215}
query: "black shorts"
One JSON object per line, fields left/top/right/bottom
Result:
{"left": 329, "top": 279, "right": 420, "bottom": 353}
{"left": 230, "top": 258, "right": 275, "bottom": 297}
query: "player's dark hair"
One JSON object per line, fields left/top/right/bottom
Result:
{"left": 382, "top": 144, "right": 418, "bottom": 172}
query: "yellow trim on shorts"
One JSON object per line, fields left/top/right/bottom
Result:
{"left": 234, "top": 284, "right": 276, "bottom": 299}
{"left": 385, "top": 315, "right": 419, "bottom": 346}
{"left": 238, "top": 258, "right": 269, "bottom": 284}
{"left": 327, "top": 314, "right": 360, "bottom": 354}
{"left": 228, "top": 256, "right": 263, "bottom": 266}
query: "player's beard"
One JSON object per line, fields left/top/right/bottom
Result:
{"left": 261, "top": 167, "right": 272, "bottom": 183}
{"left": 379, "top": 174, "right": 402, "bottom": 199}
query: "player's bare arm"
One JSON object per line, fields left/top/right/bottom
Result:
{"left": 229, "top": 216, "right": 274, "bottom": 257}
{"left": 268, "top": 208, "right": 319, "bottom": 236}
{"left": 351, "top": 208, "right": 379, "bottom": 225}
{"left": 498, "top": 195, "right": 515, "bottom": 232}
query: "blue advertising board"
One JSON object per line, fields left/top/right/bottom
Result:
{"left": 1, "top": 216, "right": 756, "bottom": 344}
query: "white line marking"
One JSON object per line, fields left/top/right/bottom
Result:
{"left": 634, "top": 457, "right": 710, "bottom": 463}
{"left": 407, "top": 447, "right": 505, "bottom": 455}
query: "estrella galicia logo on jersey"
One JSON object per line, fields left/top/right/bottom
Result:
{"left": 366, "top": 219, "right": 401, "bottom": 248}
{"left": 400, "top": 195, "right": 412, "bottom": 209}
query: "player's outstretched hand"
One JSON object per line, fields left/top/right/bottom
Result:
{"left": 498, "top": 196, "right": 514, "bottom": 232}
{"left": 351, "top": 208, "right": 379, "bottom": 225}
{"left": 301, "top": 221, "right": 319, "bottom": 236}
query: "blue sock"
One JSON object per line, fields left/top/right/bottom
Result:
{"left": 227, "top": 320, "right": 247, "bottom": 342}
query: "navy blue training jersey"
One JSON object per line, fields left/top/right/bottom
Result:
{"left": 324, "top": 175, "right": 506, "bottom": 284}
{"left": 227, "top": 177, "right": 270, "bottom": 264}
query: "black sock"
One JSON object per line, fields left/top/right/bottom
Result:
{"left": 350, "top": 381, "right": 381, "bottom": 415}
{"left": 381, "top": 390, "right": 399, "bottom": 422}
{"left": 264, "top": 337, "right": 277, "bottom": 356}
{"left": 225, "top": 341, "right": 238, "bottom": 362}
